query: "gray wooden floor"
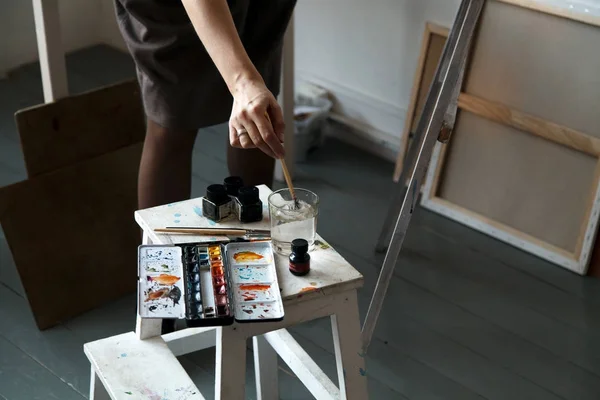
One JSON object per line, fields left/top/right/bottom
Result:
{"left": 1, "top": 45, "right": 600, "bottom": 400}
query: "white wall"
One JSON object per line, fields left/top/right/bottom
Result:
{"left": 0, "top": 0, "right": 102, "bottom": 77}
{"left": 98, "top": 0, "right": 128, "bottom": 52}
{"left": 294, "top": 0, "right": 461, "bottom": 157}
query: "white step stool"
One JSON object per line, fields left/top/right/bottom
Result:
{"left": 84, "top": 185, "right": 368, "bottom": 399}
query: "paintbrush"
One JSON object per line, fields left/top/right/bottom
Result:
{"left": 279, "top": 158, "right": 300, "bottom": 209}
{"left": 155, "top": 227, "right": 270, "bottom": 237}
{"left": 264, "top": 111, "right": 300, "bottom": 209}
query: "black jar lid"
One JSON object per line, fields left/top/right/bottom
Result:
{"left": 223, "top": 176, "right": 244, "bottom": 196}
{"left": 291, "top": 238, "right": 309, "bottom": 254}
{"left": 206, "top": 184, "right": 229, "bottom": 204}
{"left": 237, "top": 186, "right": 260, "bottom": 205}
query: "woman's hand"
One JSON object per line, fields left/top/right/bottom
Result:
{"left": 229, "top": 77, "right": 286, "bottom": 159}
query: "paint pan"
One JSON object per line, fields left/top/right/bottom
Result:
{"left": 225, "top": 241, "right": 285, "bottom": 322}
{"left": 137, "top": 246, "right": 186, "bottom": 319}
{"left": 138, "top": 240, "right": 284, "bottom": 326}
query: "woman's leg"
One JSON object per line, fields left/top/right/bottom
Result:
{"left": 227, "top": 144, "right": 276, "bottom": 188}
{"left": 138, "top": 119, "right": 197, "bottom": 334}
{"left": 138, "top": 119, "right": 198, "bottom": 210}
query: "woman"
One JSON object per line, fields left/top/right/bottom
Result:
{"left": 115, "top": 0, "right": 297, "bottom": 332}
{"left": 115, "top": 0, "right": 296, "bottom": 209}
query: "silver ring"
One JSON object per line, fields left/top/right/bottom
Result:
{"left": 236, "top": 129, "right": 248, "bottom": 137}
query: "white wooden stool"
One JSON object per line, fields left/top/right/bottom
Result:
{"left": 84, "top": 185, "right": 368, "bottom": 399}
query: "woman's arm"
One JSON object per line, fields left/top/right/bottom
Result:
{"left": 181, "top": 0, "right": 285, "bottom": 159}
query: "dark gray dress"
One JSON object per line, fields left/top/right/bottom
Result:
{"left": 114, "top": 0, "right": 296, "bottom": 130}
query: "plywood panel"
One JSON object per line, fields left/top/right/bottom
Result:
{"left": 438, "top": 111, "right": 595, "bottom": 252}
{"left": 0, "top": 144, "right": 142, "bottom": 330}
{"left": 15, "top": 79, "right": 145, "bottom": 178}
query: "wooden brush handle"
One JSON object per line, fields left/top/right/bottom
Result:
{"left": 280, "top": 159, "right": 297, "bottom": 199}
{"left": 263, "top": 111, "right": 298, "bottom": 202}
{"left": 155, "top": 228, "right": 245, "bottom": 235}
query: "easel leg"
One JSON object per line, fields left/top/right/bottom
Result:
{"left": 215, "top": 326, "right": 247, "bottom": 400}
{"left": 331, "top": 290, "right": 368, "bottom": 400}
{"left": 253, "top": 335, "right": 279, "bottom": 400}
{"left": 364, "top": 0, "right": 485, "bottom": 354}
{"left": 89, "top": 365, "right": 110, "bottom": 400}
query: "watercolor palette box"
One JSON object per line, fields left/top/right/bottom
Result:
{"left": 137, "top": 240, "right": 285, "bottom": 326}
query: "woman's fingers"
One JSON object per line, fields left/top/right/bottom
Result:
{"left": 251, "top": 106, "right": 285, "bottom": 158}
{"left": 230, "top": 119, "right": 256, "bottom": 149}
{"left": 267, "top": 100, "right": 286, "bottom": 143}
{"left": 229, "top": 121, "right": 241, "bottom": 148}
{"left": 239, "top": 111, "right": 276, "bottom": 158}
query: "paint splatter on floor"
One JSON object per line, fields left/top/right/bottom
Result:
{"left": 174, "top": 213, "right": 181, "bottom": 217}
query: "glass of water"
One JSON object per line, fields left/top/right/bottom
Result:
{"left": 268, "top": 188, "right": 319, "bottom": 256}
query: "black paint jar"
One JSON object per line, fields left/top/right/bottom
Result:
{"left": 223, "top": 176, "right": 244, "bottom": 197}
{"left": 289, "top": 238, "right": 310, "bottom": 276}
{"left": 202, "top": 184, "right": 232, "bottom": 222}
{"left": 234, "top": 186, "right": 263, "bottom": 223}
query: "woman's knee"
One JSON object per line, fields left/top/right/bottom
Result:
{"left": 145, "top": 119, "right": 197, "bottom": 152}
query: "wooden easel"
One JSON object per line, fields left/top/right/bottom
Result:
{"left": 361, "top": 0, "right": 486, "bottom": 353}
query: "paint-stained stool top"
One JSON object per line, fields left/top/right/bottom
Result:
{"left": 135, "top": 185, "right": 364, "bottom": 303}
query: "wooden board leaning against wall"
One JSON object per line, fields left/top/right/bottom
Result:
{"left": 392, "top": 22, "right": 449, "bottom": 186}
{"left": 401, "top": 0, "right": 600, "bottom": 275}
{"left": 0, "top": 80, "right": 145, "bottom": 329}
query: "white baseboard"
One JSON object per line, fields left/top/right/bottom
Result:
{"left": 296, "top": 71, "right": 406, "bottom": 163}
{"left": 325, "top": 114, "right": 399, "bottom": 163}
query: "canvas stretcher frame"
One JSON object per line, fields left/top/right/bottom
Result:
{"left": 419, "top": 0, "right": 600, "bottom": 275}
{"left": 392, "top": 22, "right": 450, "bottom": 183}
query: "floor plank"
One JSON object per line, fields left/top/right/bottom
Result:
{"left": 0, "top": 335, "right": 84, "bottom": 400}
{"left": 417, "top": 207, "right": 600, "bottom": 305}
{"left": 324, "top": 241, "right": 600, "bottom": 399}
{"left": 290, "top": 318, "right": 485, "bottom": 400}
{"left": 0, "top": 285, "right": 90, "bottom": 396}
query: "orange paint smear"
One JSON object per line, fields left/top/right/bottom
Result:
{"left": 300, "top": 287, "right": 317, "bottom": 293}
{"left": 239, "top": 284, "right": 271, "bottom": 291}
{"left": 233, "top": 251, "right": 264, "bottom": 262}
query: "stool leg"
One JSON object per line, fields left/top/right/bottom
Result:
{"left": 331, "top": 290, "right": 369, "bottom": 400}
{"left": 89, "top": 365, "right": 110, "bottom": 400}
{"left": 215, "top": 326, "right": 247, "bottom": 400}
{"left": 253, "top": 335, "right": 279, "bottom": 400}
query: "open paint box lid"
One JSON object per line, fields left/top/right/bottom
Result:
{"left": 137, "top": 240, "right": 285, "bottom": 326}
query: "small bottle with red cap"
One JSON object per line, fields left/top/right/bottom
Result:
{"left": 289, "top": 238, "right": 310, "bottom": 276}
